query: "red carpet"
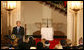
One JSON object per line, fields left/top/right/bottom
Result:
{"left": 35, "top": 38, "right": 66, "bottom": 49}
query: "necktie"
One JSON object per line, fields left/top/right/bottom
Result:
{"left": 17, "top": 27, "right": 20, "bottom": 34}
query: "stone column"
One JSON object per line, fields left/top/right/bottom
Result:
{"left": 67, "top": 1, "right": 83, "bottom": 45}
{"left": 77, "top": 9, "right": 83, "bottom": 45}
{"left": 67, "top": 1, "right": 75, "bottom": 45}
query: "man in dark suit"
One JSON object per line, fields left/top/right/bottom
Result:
{"left": 12, "top": 21, "right": 25, "bottom": 44}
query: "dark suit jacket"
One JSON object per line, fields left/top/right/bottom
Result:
{"left": 12, "top": 26, "right": 25, "bottom": 44}
{"left": 12, "top": 26, "right": 25, "bottom": 37}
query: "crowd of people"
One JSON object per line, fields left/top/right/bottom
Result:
{"left": 7, "top": 36, "right": 83, "bottom": 49}
{"left": 18, "top": 36, "right": 50, "bottom": 49}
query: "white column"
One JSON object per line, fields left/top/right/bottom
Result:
{"left": 67, "top": 1, "right": 83, "bottom": 45}
{"left": 77, "top": 9, "right": 83, "bottom": 45}
{"left": 67, "top": 1, "right": 74, "bottom": 44}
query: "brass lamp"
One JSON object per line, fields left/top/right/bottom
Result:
{"left": 69, "top": 1, "right": 83, "bottom": 46}
{"left": 3, "top": 1, "right": 16, "bottom": 34}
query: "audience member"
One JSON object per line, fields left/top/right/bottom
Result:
{"left": 54, "top": 41, "right": 63, "bottom": 49}
{"left": 60, "top": 40, "right": 67, "bottom": 49}
{"left": 79, "top": 37, "right": 83, "bottom": 46}
{"left": 37, "top": 42, "right": 44, "bottom": 49}
{"left": 66, "top": 39, "right": 72, "bottom": 49}
{"left": 18, "top": 36, "right": 36, "bottom": 49}
{"left": 44, "top": 40, "right": 50, "bottom": 49}
{"left": 78, "top": 37, "right": 83, "bottom": 49}
{"left": 41, "top": 39, "right": 46, "bottom": 47}
{"left": 28, "top": 36, "right": 36, "bottom": 47}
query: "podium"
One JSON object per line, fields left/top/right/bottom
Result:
{"left": 41, "top": 27, "right": 54, "bottom": 41}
